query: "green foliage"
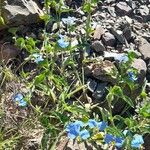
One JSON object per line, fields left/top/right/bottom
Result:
{"left": 2, "top": 0, "right": 149, "bottom": 149}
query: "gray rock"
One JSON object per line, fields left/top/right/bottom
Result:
{"left": 104, "top": 51, "right": 126, "bottom": 60}
{"left": 107, "top": 6, "right": 116, "bottom": 17}
{"left": 124, "top": 15, "right": 133, "bottom": 24}
{"left": 132, "top": 58, "right": 147, "bottom": 84}
{"left": 110, "top": 28, "right": 125, "bottom": 44}
{"left": 123, "top": 26, "right": 132, "bottom": 42}
{"left": 138, "top": 5, "right": 149, "bottom": 16}
{"left": 0, "top": 0, "right": 43, "bottom": 30}
{"left": 102, "top": 32, "right": 116, "bottom": 47}
{"left": 92, "top": 83, "right": 108, "bottom": 101}
{"left": 93, "top": 25, "right": 105, "bottom": 40}
{"left": 105, "top": 0, "right": 115, "bottom": 4}
{"left": 138, "top": 38, "right": 150, "bottom": 60}
{"left": 135, "top": 5, "right": 149, "bottom": 22}
{"left": 116, "top": 2, "right": 132, "bottom": 16}
{"left": 91, "top": 40, "right": 106, "bottom": 53}
{"left": 87, "top": 60, "right": 118, "bottom": 83}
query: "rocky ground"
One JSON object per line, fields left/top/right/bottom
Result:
{"left": 0, "top": 0, "right": 150, "bottom": 149}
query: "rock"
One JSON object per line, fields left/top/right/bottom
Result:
{"left": 134, "top": 5, "right": 149, "bottom": 22}
{"left": 132, "top": 58, "right": 147, "bottom": 84}
{"left": 0, "top": 0, "right": 43, "bottom": 30}
{"left": 102, "top": 32, "right": 116, "bottom": 47}
{"left": 105, "top": 0, "right": 115, "bottom": 4}
{"left": 87, "top": 78, "right": 97, "bottom": 93}
{"left": 84, "top": 65, "right": 93, "bottom": 76}
{"left": 124, "top": 16, "right": 133, "bottom": 24}
{"left": 0, "top": 42, "right": 19, "bottom": 62}
{"left": 93, "top": 25, "right": 105, "bottom": 40}
{"left": 110, "top": 28, "right": 125, "bottom": 44}
{"left": 86, "top": 60, "right": 118, "bottom": 83}
{"left": 138, "top": 5, "right": 149, "bottom": 16}
{"left": 123, "top": 26, "right": 132, "bottom": 42}
{"left": 116, "top": 2, "right": 132, "bottom": 16}
{"left": 138, "top": 38, "right": 150, "bottom": 60}
{"left": 92, "top": 82, "right": 108, "bottom": 101}
{"left": 104, "top": 51, "right": 126, "bottom": 60}
{"left": 107, "top": 6, "right": 116, "bottom": 17}
{"left": 91, "top": 40, "right": 106, "bottom": 53}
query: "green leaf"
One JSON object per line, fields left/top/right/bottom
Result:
{"left": 124, "top": 118, "right": 136, "bottom": 128}
{"left": 123, "top": 96, "right": 134, "bottom": 108}
{"left": 128, "top": 51, "right": 137, "bottom": 60}
{"left": 112, "top": 86, "right": 123, "bottom": 97}
{"left": 34, "top": 72, "right": 46, "bottom": 85}
{"left": 8, "top": 27, "right": 18, "bottom": 35}
{"left": 83, "top": 3, "right": 92, "bottom": 13}
{"left": 0, "top": 16, "right": 5, "bottom": 25}
{"left": 106, "top": 126, "right": 122, "bottom": 137}
{"left": 106, "top": 93, "right": 114, "bottom": 102}
{"left": 139, "top": 103, "right": 150, "bottom": 118}
{"left": 16, "top": 37, "right": 25, "bottom": 49}
{"left": 52, "top": 112, "right": 69, "bottom": 124}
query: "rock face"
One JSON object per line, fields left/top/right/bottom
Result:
{"left": 0, "top": 0, "right": 43, "bottom": 30}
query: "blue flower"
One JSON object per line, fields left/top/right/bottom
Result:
{"left": 98, "top": 121, "right": 107, "bottom": 131}
{"left": 66, "top": 120, "right": 84, "bottom": 139}
{"left": 115, "top": 137, "right": 124, "bottom": 148}
{"left": 58, "top": 36, "right": 69, "bottom": 48}
{"left": 87, "top": 119, "right": 98, "bottom": 128}
{"left": 32, "top": 53, "right": 44, "bottom": 63}
{"left": 131, "top": 134, "right": 144, "bottom": 149}
{"left": 62, "top": 16, "right": 76, "bottom": 25}
{"left": 13, "top": 93, "right": 27, "bottom": 107}
{"left": 104, "top": 134, "right": 115, "bottom": 144}
{"left": 128, "top": 71, "right": 137, "bottom": 81}
{"left": 115, "top": 54, "right": 128, "bottom": 63}
{"left": 79, "top": 129, "right": 90, "bottom": 140}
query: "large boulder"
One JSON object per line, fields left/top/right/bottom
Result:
{"left": 85, "top": 60, "right": 118, "bottom": 83}
{"left": 0, "top": 0, "right": 43, "bottom": 30}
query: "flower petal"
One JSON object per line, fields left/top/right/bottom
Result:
{"left": 88, "top": 119, "right": 98, "bottom": 128}
{"left": 131, "top": 134, "right": 144, "bottom": 149}
{"left": 104, "top": 134, "right": 115, "bottom": 144}
{"left": 98, "top": 121, "right": 107, "bottom": 131}
{"left": 115, "top": 137, "right": 124, "bottom": 148}
{"left": 18, "top": 99, "right": 27, "bottom": 107}
{"left": 14, "top": 93, "right": 23, "bottom": 101}
{"left": 58, "top": 38, "right": 69, "bottom": 48}
{"left": 68, "top": 132, "right": 77, "bottom": 139}
{"left": 79, "top": 129, "right": 90, "bottom": 140}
